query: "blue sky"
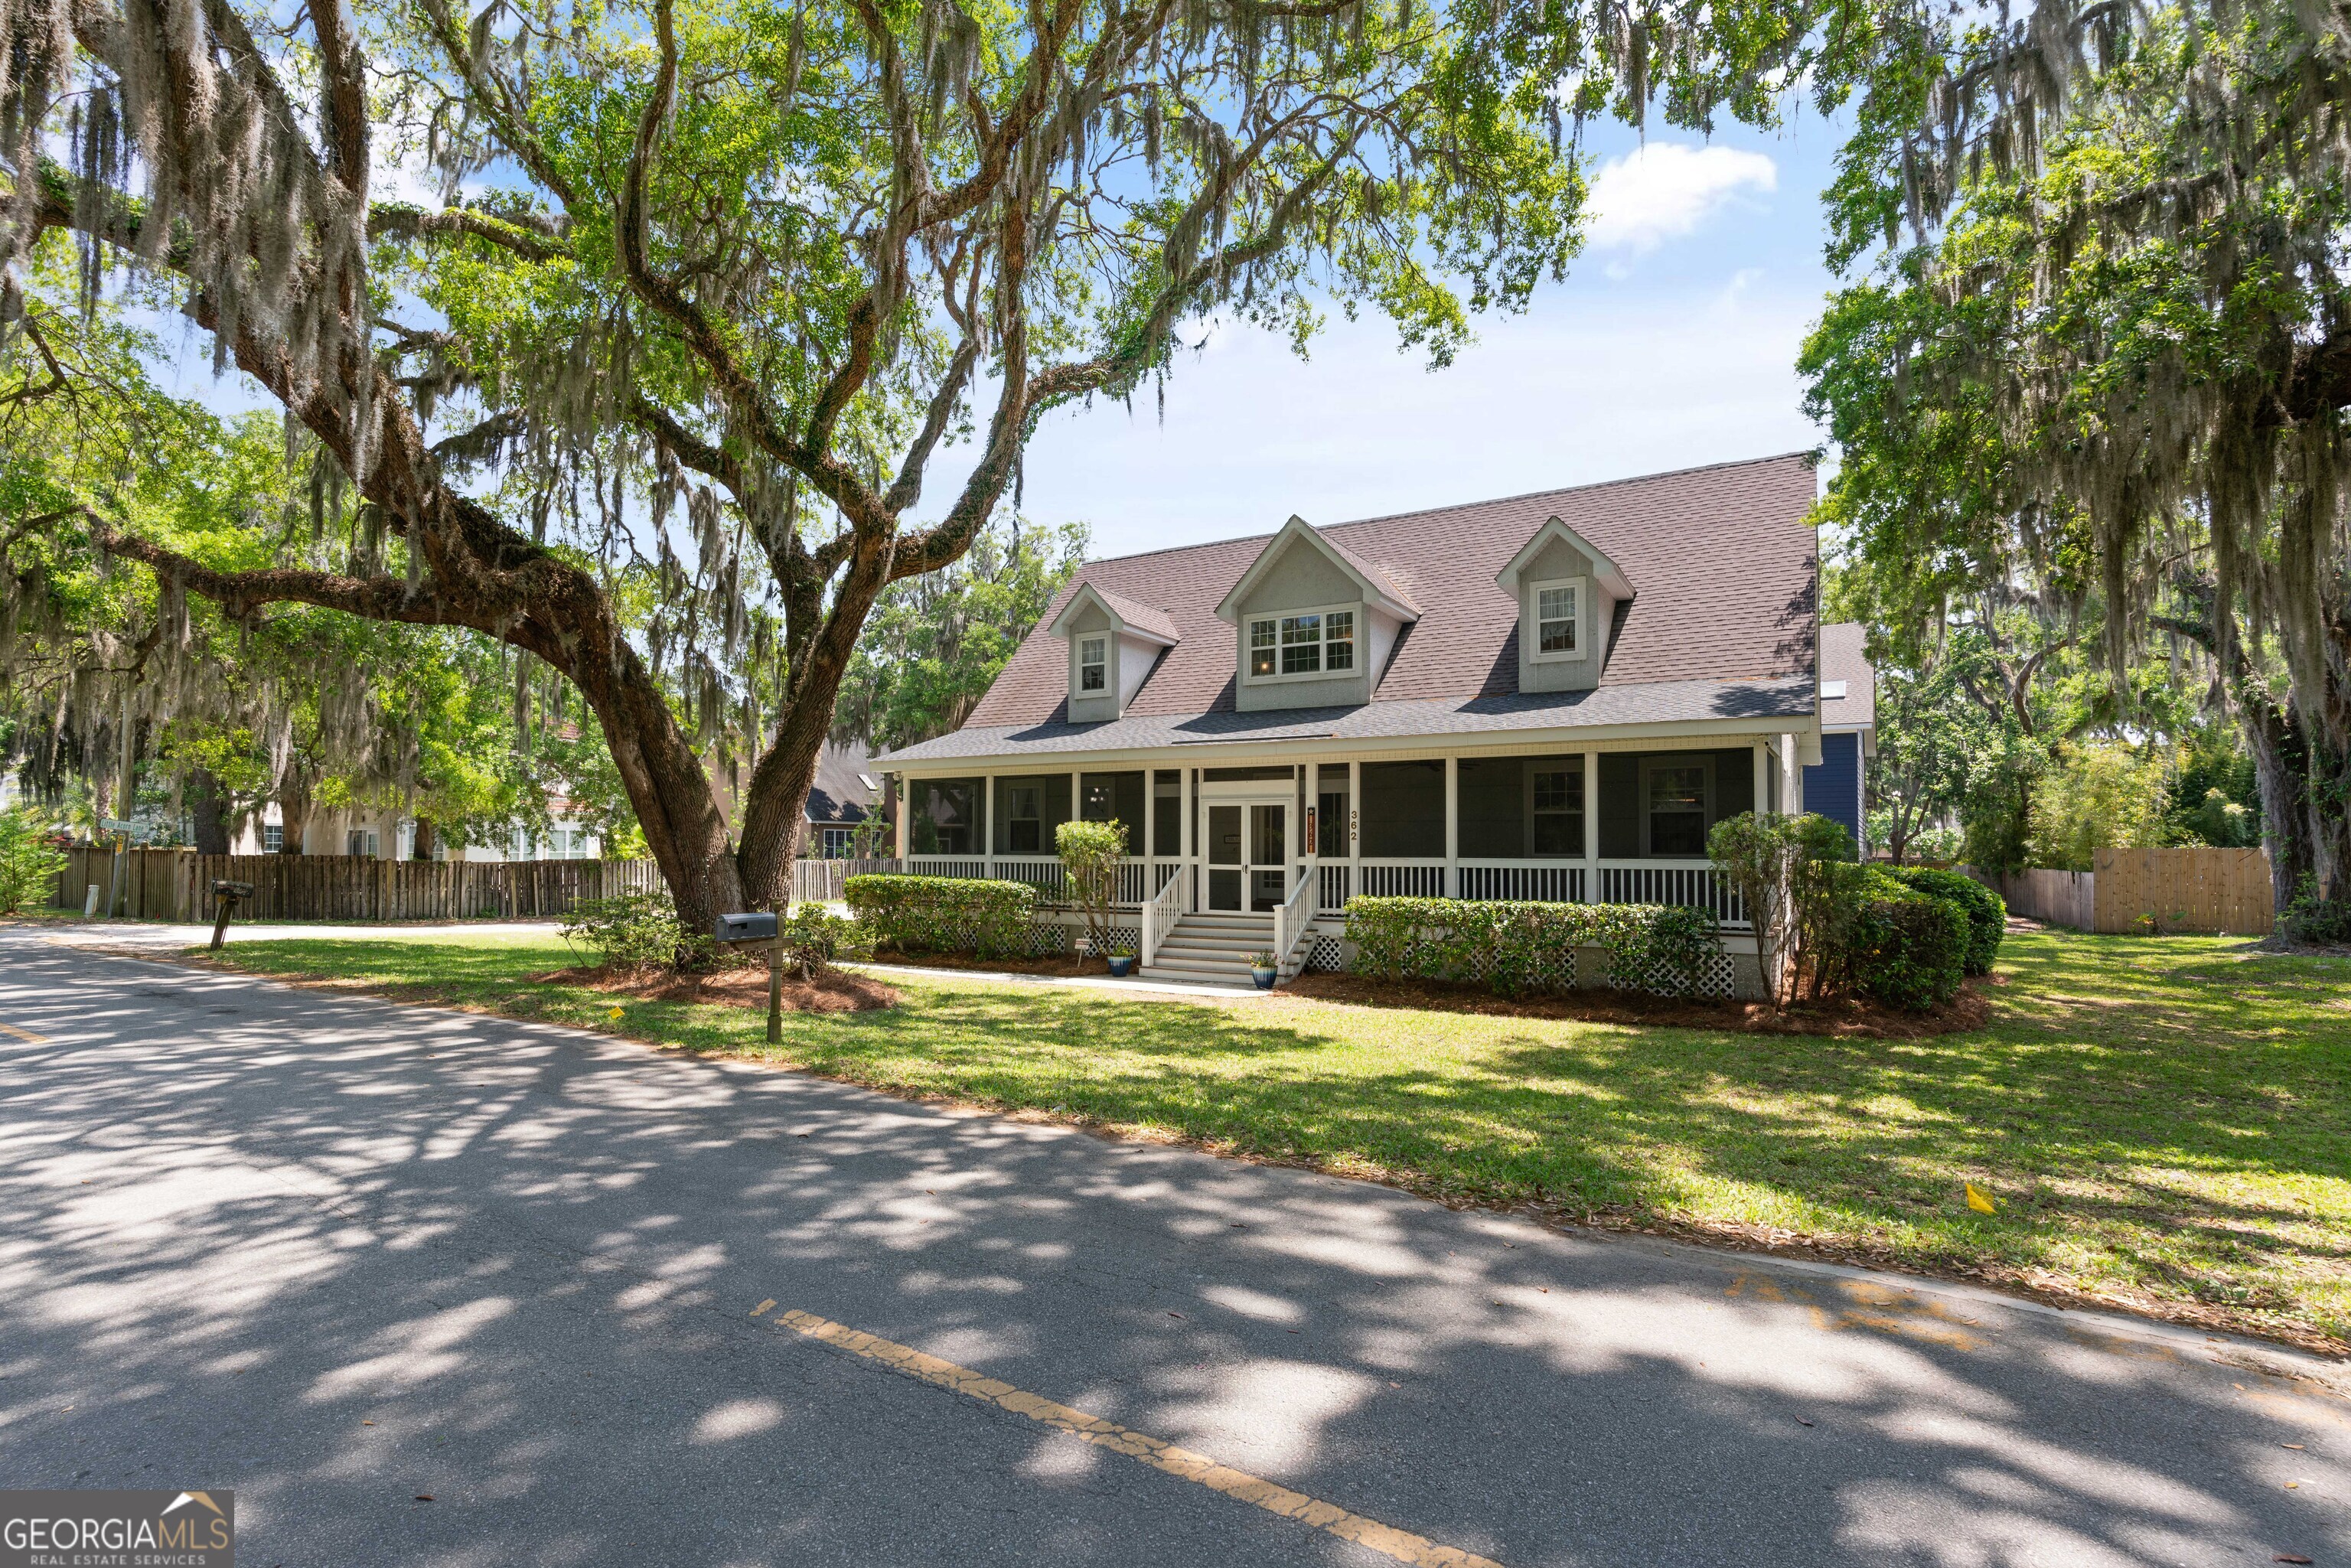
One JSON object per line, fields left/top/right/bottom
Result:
{"left": 973, "top": 111, "right": 1852, "bottom": 562}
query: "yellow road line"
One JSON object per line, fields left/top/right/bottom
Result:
{"left": 768, "top": 1306, "right": 1505, "bottom": 1568}
{"left": 0, "top": 1021, "right": 50, "bottom": 1043}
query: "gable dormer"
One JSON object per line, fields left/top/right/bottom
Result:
{"left": 1214, "top": 516, "right": 1420, "bottom": 712}
{"left": 1048, "top": 582, "right": 1179, "bottom": 722}
{"left": 1494, "top": 517, "right": 1635, "bottom": 694}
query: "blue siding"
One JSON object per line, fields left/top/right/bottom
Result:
{"left": 1803, "top": 732, "right": 1863, "bottom": 847}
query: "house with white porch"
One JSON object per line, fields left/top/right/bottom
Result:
{"left": 873, "top": 453, "right": 1865, "bottom": 991}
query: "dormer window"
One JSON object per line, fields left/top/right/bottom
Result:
{"left": 1246, "top": 607, "right": 1355, "bottom": 681}
{"left": 1078, "top": 636, "right": 1108, "bottom": 691}
{"left": 1531, "top": 578, "right": 1585, "bottom": 660}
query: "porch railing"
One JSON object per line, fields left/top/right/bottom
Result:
{"left": 1141, "top": 859, "right": 1189, "bottom": 967}
{"left": 1355, "top": 859, "right": 1446, "bottom": 898}
{"left": 1595, "top": 860, "right": 1745, "bottom": 927}
{"left": 1457, "top": 861, "right": 1586, "bottom": 904}
{"left": 908, "top": 856, "right": 989, "bottom": 879}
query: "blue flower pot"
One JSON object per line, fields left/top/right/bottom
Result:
{"left": 1250, "top": 967, "right": 1277, "bottom": 990}
{"left": 1107, "top": 956, "right": 1136, "bottom": 978}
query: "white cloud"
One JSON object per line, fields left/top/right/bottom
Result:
{"left": 1584, "top": 142, "right": 1779, "bottom": 255}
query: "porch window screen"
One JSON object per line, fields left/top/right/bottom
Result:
{"left": 908, "top": 777, "right": 982, "bottom": 854}
{"left": 1152, "top": 771, "right": 1182, "bottom": 856}
{"left": 1078, "top": 636, "right": 1108, "bottom": 691}
{"left": 993, "top": 774, "right": 1071, "bottom": 855}
{"left": 1645, "top": 763, "right": 1710, "bottom": 856}
{"left": 1081, "top": 771, "right": 1146, "bottom": 855}
{"left": 1358, "top": 760, "right": 1443, "bottom": 857}
{"left": 1457, "top": 757, "right": 1583, "bottom": 858}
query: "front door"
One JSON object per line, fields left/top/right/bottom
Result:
{"left": 1206, "top": 799, "right": 1290, "bottom": 912}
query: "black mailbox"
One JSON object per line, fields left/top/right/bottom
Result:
{"left": 714, "top": 911, "right": 778, "bottom": 943}
{"left": 213, "top": 880, "right": 255, "bottom": 899}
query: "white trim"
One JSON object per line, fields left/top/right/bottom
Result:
{"left": 1527, "top": 575, "right": 1589, "bottom": 663}
{"left": 1241, "top": 602, "right": 1360, "bottom": 685}
{"left": 1047, "top": 581, "right": 1178, "bottom": 647}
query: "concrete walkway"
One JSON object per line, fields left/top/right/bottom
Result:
{"left": 1, "top": 927, "right": 2341, "bottom": 1567}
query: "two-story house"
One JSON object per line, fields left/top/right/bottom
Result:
{"left": 872, "top": 453, "right": 1873, "bottom": 992}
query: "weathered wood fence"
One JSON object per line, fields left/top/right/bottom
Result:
{"left": 789, "top": 857, "right": 901, "bottom": 904}
{"left": 1991, "top": 847, "right": 2274, "bottom": 934}
{"left": 52, "top": 849, "right": 663, "bottom": 923}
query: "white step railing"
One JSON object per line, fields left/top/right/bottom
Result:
{"left": 1140, "top": 857, "right": 1189, "bottom": 966}
{"left": 1271, "top": 868, "right": 1316, "bottom": 980}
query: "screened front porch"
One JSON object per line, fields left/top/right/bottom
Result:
{"left": 892, "top": 744, "right": 1780, "bottom": 935}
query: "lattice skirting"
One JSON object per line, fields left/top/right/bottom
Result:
{"left": 1312, "top": 933, "right": 1743, "bottom": 999}
{"left": 1018, "top": 921, "right": 1139, "bottom": 957}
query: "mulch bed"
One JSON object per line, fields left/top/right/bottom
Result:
{"left": 527, "top": 963, "right": 900, "bottom": 1014}
{"left": 862, "top": 949, "right": 1124, "bottom": 978}
{"left": 1277, "top": 970, "right": 1995, "bottom": 1038}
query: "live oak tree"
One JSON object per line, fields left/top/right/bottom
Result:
{"left": 1808, "top": 2, "right": 2351, "bottom": 913}
{"left": 2, "top": 0, "right": 1865, "bottom": 930}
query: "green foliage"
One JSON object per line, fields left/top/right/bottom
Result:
{"left": 835, "top": 519, "right": 1087, "bottom": 751}
{"left": 846, "top": 875, "right": 1037, "bottom": 959}
{"left": 1344, "top": 897, "right": 1722, "bottom": 999}
{"left": 1708, "top": 811, "right": 1856, "bottom": 1006}
{"left": 1055, "top": 819, "right": 1127, "bottom": 959}
{"left": 779, "top": 904, "right": 864, "bottom": 977}
{"left": 0, "top": 807, "right": 67, "bottom": 914}
{"left": 2027, "top": 742, "right": 2174, "bottom": 872}
{"left": 2279, "top": 877, "right": 2351, "bottom": 947}
{"left": 1882, "top": 866, "right": 2005, "bottom": 976}
{"left": 2162, "top": 742, "right": 2262, "bottom": 849}
{"left": 560, "top": 893, "right": 699, "bottom": 969}
{"left": 1842, "top": 870, "right": 1968, "bottom": 1012}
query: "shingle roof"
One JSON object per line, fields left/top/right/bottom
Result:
{"left": 1088, "top": 585, "right": 1182, "bottom": 644}
{"left": 806, "top": 742, "right": 879, "bottom": 823}
{"left": 881, "top": 676, "right": 1815, "bottom": 763}
{"left": 1818, "top": 621, "right": 1877, "bottom": 730}
{"left": 886, "top": 453, "right": 1819, "bottom": 762}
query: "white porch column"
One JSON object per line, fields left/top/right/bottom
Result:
{"left": 1181, "top": 766, "right": 1195, "bottom": 911}
{"left": 1143, "top": 771, "right": 1156, "bottom": 874}
{"left": 1305, "top": 761, "right": 1320, "bottom": 912}
{"left": 894, "top": 777, "right": 909, "bottom": 861}
{"left": 1781, "top": 733, "right": 1802, "bottom": 817}
{"left": 1443, "top": 755, "right": 1459, "bottom": 899}
{"left": 1753, "top": 739, "right": 1769, "bottom": 818}
{"left": 1582, "top": 749, "right": 1600, "bottom": 902}
{"left": 1347, "top": 759, "right": 1361, "bottom": 904}
{"left": 984, "top": 775, "right": 996, "bottom": 875}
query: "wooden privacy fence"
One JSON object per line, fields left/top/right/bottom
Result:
{"left": 789, "top": 857, "right": 901, "bottom": 904}
{"left": 52, "top": 848, "right": 663, "bottom": 923}
{"left": 1992, "top": 847, "right": 2273, "bottom": 934}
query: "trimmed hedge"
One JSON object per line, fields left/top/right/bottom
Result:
{"left": 1883, "top": 866, "right": 2005, "bottom": 976}
{"left": 1345, "top": 896, "right": 1723, "bottom": 999}
{"left": 1845, "top": 869, "right": 1968, "bottom": 1010}
{"left": 845, "top": 874, "right": 1036, "bottom": 957}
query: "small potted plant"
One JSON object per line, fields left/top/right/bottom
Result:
{"left": 1248, "top": 950, "right": 1279, "bottom": 989}
{"left": 1107, "top": 943, "right": 1136, "bottom": 979}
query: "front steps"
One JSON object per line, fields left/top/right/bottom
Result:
{"left": 1143, "top": 911, "right": 1276, "bottom": 986}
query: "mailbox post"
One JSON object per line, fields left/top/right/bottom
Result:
{"left": 209, "top": 879, "right": 255, "bottom": 952}
{"left": 714, "top": 911, "right": 782, "bottom": 1043}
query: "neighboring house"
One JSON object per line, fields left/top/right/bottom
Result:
{"left": 805, "top": 742, "right": 886, "bottom": 859}
{"left": 1802, "top": 623, "right": 1878, "bottom": 853}
{"left": 872, "top": 453, "right": 1837, "bottom": 990}
{"left": 229, "top": 800, "right": 600, "bottom": 861}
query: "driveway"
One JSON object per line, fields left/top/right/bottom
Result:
{"left": 0, "top": 930, "right": 2341, "bottom": 1566}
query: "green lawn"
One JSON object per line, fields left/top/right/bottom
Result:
{"left": 204, "top": 930, "right": 2351, "bottom": 1351}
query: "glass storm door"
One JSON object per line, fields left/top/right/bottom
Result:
{"left": 1248, "top": 803, "right": 1289, "bottom": 911}
{"left": 1208, "top": 805, "right": 1244, "bottom": 911}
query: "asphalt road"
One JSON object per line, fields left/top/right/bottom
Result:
{"left": 2, "top": 928, "right": 2343, "bottom": 1567}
